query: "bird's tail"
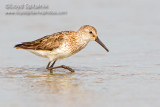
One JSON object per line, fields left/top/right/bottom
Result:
{"left": 14, "top": 43, "right": 26, "bottom": 49}
{"left": 14, "top": 41, "right": 37, "bottom": 49}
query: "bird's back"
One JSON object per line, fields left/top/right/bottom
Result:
{"left": 15, "top": 31, "right": 76, "bottom": 51}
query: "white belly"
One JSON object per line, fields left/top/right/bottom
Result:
{"left": 29, "top": 50, "right": 52, "bottom": 58}
{"left": 27, "top": 41, "right": 88, "bottom": 61}
{"left": 28, "top": 46, "right": 72, "bottom": 61}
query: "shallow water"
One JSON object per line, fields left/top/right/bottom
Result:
{"left": 0, "top": 0, "right": 160, "bottom": 107}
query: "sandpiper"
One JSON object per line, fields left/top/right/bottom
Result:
{"left": 15, "top": 25, "right": 109, "bottom": 73}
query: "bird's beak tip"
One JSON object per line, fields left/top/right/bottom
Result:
{"left": 95, "top": 37, "right": 109, "bottom": 53}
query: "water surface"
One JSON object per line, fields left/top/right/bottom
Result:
{"left": 0, "top": 0, "right": 160, "bottom": 107}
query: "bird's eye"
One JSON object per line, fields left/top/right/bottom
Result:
{"left": 89, "top": 31, "right": 92, "bottom": 34}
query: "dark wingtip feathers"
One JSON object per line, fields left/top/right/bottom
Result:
{"left": 14, "top": 44, "right": 24, "bottom": 49}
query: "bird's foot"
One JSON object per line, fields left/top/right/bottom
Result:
{"left": 46, "top": 65, "right": 75, "bottom": 72}
{"left": 60, "top": 65, "right": 75, "bottom": 72}
{"left": 46, "top": 67, "right": 53, "bottom": 74}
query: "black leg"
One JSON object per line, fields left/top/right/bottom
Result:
{"left": 46, "top": 61, "right": 52, "bottom": 69}
{"left": 49, "top": 65, "right": 75, "bottom": 72}
{"left": 50, "top": 60, "right": 57, "bottom": 67}
{"left": 46, "top": 61, "right": 56, "bottom": 73}
{"left": 46, "top": 60, "right": 75, "bottom": 73}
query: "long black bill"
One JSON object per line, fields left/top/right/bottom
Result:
{"left": 95, "top": 37, "right": 109, "bottom": 52}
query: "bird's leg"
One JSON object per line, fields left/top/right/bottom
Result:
{"left": 46, "top": 60, "right": 57, "bottom": 73}
{"left": 46, "top": 60, "right": 75, "bottom": 72}
{"left": 46, "top": 60, "right": 57, "bottom": 69}
{"left": 50, "top": 60, "right": 57, "bottom": 68}
{"left": 50, "top": 65, "right": 75, "bottom": 72}
{"left": 46, "top": 61, "right": 52, "bottom": 69}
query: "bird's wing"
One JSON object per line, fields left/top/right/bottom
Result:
{"left": 15, "top": 31, "right": 74, "bottom": 51}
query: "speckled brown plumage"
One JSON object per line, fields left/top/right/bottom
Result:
{"left": 14, "top": 25, "right": 109, "bottom": 73}
{"left": 15, "top": 31, "right": 76, "bottom": 51}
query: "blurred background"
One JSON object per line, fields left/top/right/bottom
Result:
{"left": 0, "top": 0, "right": 160, "bottom": 107}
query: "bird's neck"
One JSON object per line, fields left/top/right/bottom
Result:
{"left": 76, "top": 33, "right": 90, "bottom": 45}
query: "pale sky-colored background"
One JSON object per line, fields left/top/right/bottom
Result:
{"left": 0, "top": 0, "right": 160, "bottom": 107}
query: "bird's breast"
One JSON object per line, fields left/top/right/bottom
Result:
{"left": 52, "top": 37, "right": 89, "bottom": 59}
{"left": 69, "top": 41, "right": 88, "bottom": 55}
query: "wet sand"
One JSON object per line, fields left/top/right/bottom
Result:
{"left": 0, "top": 0, "right": 160, "bottom": 107}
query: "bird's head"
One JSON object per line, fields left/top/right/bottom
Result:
{"left": 78, "top": 25, "right": 109, "bottom": 52}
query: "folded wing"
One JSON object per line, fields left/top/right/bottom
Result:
{"left": 15, "top": 32, "right": 65, "bottom": 51}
